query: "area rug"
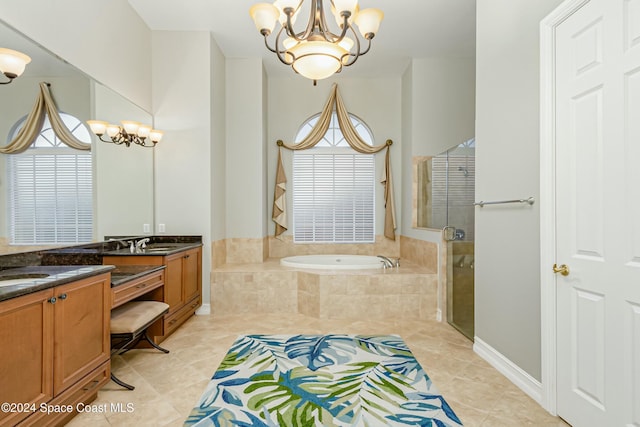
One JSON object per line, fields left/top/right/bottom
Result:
{"left": 184, "top": 334, "right": 462, "bottom": 426}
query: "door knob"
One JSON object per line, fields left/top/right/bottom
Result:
{"left": 553, "top": 263, "right": 570, "bottom": 276}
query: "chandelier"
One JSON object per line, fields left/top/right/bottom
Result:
{"left": 249, "top": 0, "right": 383, "bottom": 82}
{"left": 0, "top": 48, "right": 31, "bottom": 85}
{"left": 87, "top": 120, "right": 164, "bottom": 148}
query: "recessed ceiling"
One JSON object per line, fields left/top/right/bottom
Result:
{"left": 128, "top": 0, "right": 476, "bottom": 79}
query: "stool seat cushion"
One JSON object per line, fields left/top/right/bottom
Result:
{"left": 111, "top": 301, "right": 169, "bottom": 334}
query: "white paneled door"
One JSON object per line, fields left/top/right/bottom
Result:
{"left": 554, "top": 0, "right": 640, "bottom": 425}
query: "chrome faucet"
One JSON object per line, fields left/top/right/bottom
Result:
{"left": 108, "top": 238, "right": 134, "bottom": 251}
{"left": 135, "top": 238, "right": 150, "bottom": 252}
{"left": 377, "top": 255, "right": 395, "bottom": 268}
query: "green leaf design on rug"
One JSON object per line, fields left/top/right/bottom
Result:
{"left": 184, "top": 334, "right": 463, "bottom": 427}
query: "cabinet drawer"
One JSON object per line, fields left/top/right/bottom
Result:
{"left": 111, "top": 270, "right": 164, "bottom": 309}
{"left": 163, "top": 294, "right": 201, "bottom": 337}
{"left": 18, "top": 360, "right": 109, "bottom": 427}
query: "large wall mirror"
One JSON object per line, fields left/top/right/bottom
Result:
{"left": 0, "top": 21, "right": 154, "bottom": 254}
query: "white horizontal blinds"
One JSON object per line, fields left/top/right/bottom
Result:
{"left": 8, "top": 150, "right": 93, "bottom": 244}
{"left": 293, "top": 111, "right": 376, "bottom": 243}
{"left": 7, "top": 113, "right": 93, "bottom": 245}
{"left": 293, "top": 152, "right": 375, "bottom": 243}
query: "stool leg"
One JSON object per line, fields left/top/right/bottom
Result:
{"left": 143, "top": 331, "right": 170, "bottom": 353}
{"left": 111, "top": 373, "right": 135, "bottom": 390}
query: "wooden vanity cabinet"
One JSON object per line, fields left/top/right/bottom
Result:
{"left": 0, "top": 273, "right": 111, "bottom": 427}
{"left": 103, "top": 245, "right": 202, "bottom": 343}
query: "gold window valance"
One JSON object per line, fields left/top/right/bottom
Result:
{"left": 272, "top": 83, "right": 396, "bottom": 240}
{"left": 0, "top": 82, "right": 91, "bottom": 154}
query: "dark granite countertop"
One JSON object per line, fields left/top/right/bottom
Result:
{"left": 110, "top": 264, "right": 166, "bottom": 287}
{"left": 0, "top": 265, "right": 115, "bottom": 302}
{"left": 102, "top": 242, "right": 203, "bottom": 257}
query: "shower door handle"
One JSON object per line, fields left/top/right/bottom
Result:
{"left": 442, "top": 226, "right": 456, "bottom": 241}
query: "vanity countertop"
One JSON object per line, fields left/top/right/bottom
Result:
{"left": 110, "top": 264, "right": 166, "bottom": 287}
{"left": 0, "top": 265, "right": 115, "bottom": 302}
{"left": 103, "top": 242, "right": 203, "bottom": 257}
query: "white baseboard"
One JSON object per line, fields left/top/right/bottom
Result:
{"left": 473, "top": 336, "right": 543, "bottom": 404}
{"left": 196, "top": 303, "right": 211, "bottom": 315}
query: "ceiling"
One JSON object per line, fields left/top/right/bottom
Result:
{"left": 128, "top": 0, "right": 476, "bottom": 79}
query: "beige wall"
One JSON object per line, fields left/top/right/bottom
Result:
{"left": 225, "top": 58, "right": 268, "bottom": 240}
{"left": 93, "top": 82, "right": 154, "bottom": 239}
{"left": 400, "top": 58, "right": 476, "bottom": 242}
{"left": 152, "top": 30, "right": 214, "bottom": 308}
{"left": 475, "top": 0, "right": 564, "bottom": 381}
{"left": 211, "top": 36, "right": 227, "bottom": 242}
{"left": 0, "top": 0, "right": 152, "bottom": 111}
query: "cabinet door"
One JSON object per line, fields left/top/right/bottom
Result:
{"left": 164, "top": 253, "right": 184, "bottom": 313}
{"left": 182, "top": 248, "right": 201, "bottom": 303}
{"left": 53, "top": 274, "right": 110, "bottom": 395}
{"left": 0, "top": 289, "right": 54, "bottom": 427}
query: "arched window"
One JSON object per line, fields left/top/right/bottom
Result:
{"left": 292, "top": 112, "right": 375, "bottom": 243}
{"left": 6, "top": 113, "right": 93, "bottom": 244}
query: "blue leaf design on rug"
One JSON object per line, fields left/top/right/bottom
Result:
{"left": 183, "top": 334, "right": 463, "bottom": 427}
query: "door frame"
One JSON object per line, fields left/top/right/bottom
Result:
{"left": 539, "top": 0, "right": 591, "bottom": 416}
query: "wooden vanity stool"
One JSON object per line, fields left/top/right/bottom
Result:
{"left": 110, "top": 300, "right": 170, "bottom": 390}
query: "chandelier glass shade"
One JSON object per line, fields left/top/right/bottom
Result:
{"left": 249, "top": 0, "right": 383, "bottom": 81}
{"left": 0, "top": 48, "right": 31, "bottom": 85}
{"left": 87, "top": 120, "right": 164, "bottom": 148}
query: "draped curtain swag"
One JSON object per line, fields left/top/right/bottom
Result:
{"left": 272, "top": 83, "right": 396, "bottom": 240}
{"left": 0, "top": 82, "right": 91, "bottom": 154}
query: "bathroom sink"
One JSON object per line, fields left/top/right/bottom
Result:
{"left": 0, "top": 273, "right": 50, "bottom": 287}
{"left": 143, "top": 247, "right": 173, "bottom": 252}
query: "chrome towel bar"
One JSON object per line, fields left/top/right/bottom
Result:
{"left": 474, "top": 197, "right": 535, "bottom": 207}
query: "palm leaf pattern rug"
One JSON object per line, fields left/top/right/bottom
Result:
{"left": 184, "top": 334, "right": 463, "bottom": 427}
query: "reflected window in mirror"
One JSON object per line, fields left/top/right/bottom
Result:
{"left": 6, "top": 113, "right": 93, "bottom": 244}
{"left": 293, "top": 112, "right": 375, "bottom": 244}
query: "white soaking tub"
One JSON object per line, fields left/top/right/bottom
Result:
{"left": 280, "top": 254, "right": 384, "bottom": 270}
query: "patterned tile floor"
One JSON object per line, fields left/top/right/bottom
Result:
{"left": 69, "top": 313, "right": 569, "bottom": 426}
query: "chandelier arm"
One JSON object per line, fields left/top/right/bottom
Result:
{"left": 316, "top": 4, "right": 349, "bottom": 43}
{"left": 341, "top": 26, "right": 363, "bottom": 67}
{"left": 330, "top": 14, "right": 351, "bottom": 42}
{"left": 285, "top": 0, "right": 316, "bottom": 42}
{"left": 273, "top": 27, "right": 295, "bottom": 65}
{"left": 262, "top": 33, "right": 279, "bottom": 54}
{"left": 358, "top": 35, "right": 373, "bottom": 56}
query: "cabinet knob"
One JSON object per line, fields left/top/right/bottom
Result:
{"left": 58, "top": 293, "right": 68, "bottom": 300}
{"left": 48, "top": 297, "right": 57, "bottom": 304}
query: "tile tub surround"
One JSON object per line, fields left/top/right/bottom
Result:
{"left": 399, "top": 235, "right": 438, "bottom": 269}
{"left": 268, "top": 235, "right": 400, "bottom": 259}
{"left": 212, "top": 259, "right": 437, "bottom": 320}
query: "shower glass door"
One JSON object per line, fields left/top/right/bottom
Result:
{"left": 433, "top": 139, "right": 476, "bottom": 340}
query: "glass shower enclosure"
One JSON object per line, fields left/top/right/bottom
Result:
{"left": 417, "top": 139, "right": 475, "bottom": 340}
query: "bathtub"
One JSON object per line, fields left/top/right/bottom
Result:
{"left": 280, "top": 254, "right": 384, "bottom": 270}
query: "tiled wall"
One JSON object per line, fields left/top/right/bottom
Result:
{"left": 211, "top": 234, "right": 442, "bottom": 321}
{"left": 268, "top": 235, "right": 400, "bottom": 259}
{"left": 212, "top": 261, "right": 438, "bottom": 321}
{"left": 399, "top": 235, "right": 438, "bottom": 271}
{"left": 212, "top": 235, "right": 402, "bottom": 266}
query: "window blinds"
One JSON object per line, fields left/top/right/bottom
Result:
{"left": 293, "top": 152, "right": 375, "bottom": 243}
{"left": 8, "top": 151, "right": 93, "bottom": 244}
